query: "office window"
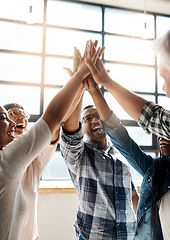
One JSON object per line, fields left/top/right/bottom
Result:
{"left": 104, "top": 8, "right": 155, "bottom": 38}
{"left": 0, "top": 0, "right": 170, "bottom": 186}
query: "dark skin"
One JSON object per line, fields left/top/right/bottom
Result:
{"left": 158, "top": 137, "right": 170, "bottom": 156}
{"left": 81, "top": 107, "right": 107, "bottom": 149}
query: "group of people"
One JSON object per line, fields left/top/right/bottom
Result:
{"left": 0, "top": 29, "right": 170, "bottom": 240}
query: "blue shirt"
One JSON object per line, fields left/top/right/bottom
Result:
{"left": 102, "top": 112, "right": 170, "bottom": 240}
{"left": 60, "top": 124, "right": 136, "bottom": 240}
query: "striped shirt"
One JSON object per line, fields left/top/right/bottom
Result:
{"left": 138, "top": 101, "right": 170, "bottom": 140}
{"left": 60, "top": 124, "right": 136, "bottom": 240}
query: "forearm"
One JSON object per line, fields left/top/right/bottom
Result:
{"left": 103, "top": 77, "right": 147, "bottom": 122}
{"left": 102, "top": 115, "right": 153, "bottom": 176}
{"left": 60, "top": 127, "right": 84, "bottom": 171}
{"left": 42, "top": 70, "right": 86, "bottom": 134}
{"left": 62, "top": 85, "right": 85, "bottom": 124}
{"left": 63, "top": 99, "right": 82, "bottom": 133}
{"left": 132, "top": 191, "right": 139, "bottom": 215}
{"left": 89, "top": 87, "right": 112, "bottom": 122}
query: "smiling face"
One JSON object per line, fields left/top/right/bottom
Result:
{"left": 7, "top": 107, "right": 29, "bottom": 137}
{"left": 0, "top": 106, "right": 16, "bottom": 150}
{"left": 158, "top": 137, "right": 170, "bottom": 156}
{"left": 82, "top": 107, "right": 106, "bottom": 147}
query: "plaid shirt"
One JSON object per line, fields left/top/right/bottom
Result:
{"left": 60, "top": 124, "right": 136, "bottom": 240}
{"left": 138, "top": 101, "right": 170, "bottom": 140}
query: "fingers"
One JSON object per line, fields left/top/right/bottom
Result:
{"left": 92, "top": 46, "right": 101, "bottom": 64}
{"left": 83, "top": 41, "right": 89, "bottom": 59}
{"left": 83, "top": 78, "right": 89, "bottom": 89}
{"left": 99, "top": 46, "right": 105, "bottom": 58}
{"left": 94, "top": 40, "right": 98, "bottom": 48}
{"left": 85, "top": 58, "right": 99, "bottom": 76}
{"left": 73, "top": 47, "right": 81, "bottom": 73}
{"left": 63, "top": 67, "right": 73, "bottom": 77}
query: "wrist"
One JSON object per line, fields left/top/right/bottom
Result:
{"left": 77, "top": 65, "right": 89, "bottom": 79}
{"left": 102, "top": 76, "right": 113, "bottom": 88}
{"left": 89, "top": 85, "right": 100, "bottom": 95}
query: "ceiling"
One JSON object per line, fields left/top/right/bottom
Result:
{"left": 77, "top": 0, "right": 170, "bottom": 14}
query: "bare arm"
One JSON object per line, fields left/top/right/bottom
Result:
{"left": 62, "top": 40, "right": 105, "bottom": 133}
{"left": 42, "top": 41, "right": 100, "bottom": 135}
{"left": 85, "top": 58, "right": 147, "bottom": 122}
{"left": 132, "top": 190, "right": 139, "bottom": 215}
{"left": 83, "top": 77, "right": 112, "bottom": 122}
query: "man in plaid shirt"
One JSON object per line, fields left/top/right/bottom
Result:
{"left": 60, "top": 90, "right": 138, "bottom": 239}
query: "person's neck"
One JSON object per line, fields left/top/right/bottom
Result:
{"left": 90, "top": 138, "right": 108, "bottom": 150}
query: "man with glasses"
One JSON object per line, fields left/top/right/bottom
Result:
{"left": 60, "top": 93, "right": 139, "bottom": 239}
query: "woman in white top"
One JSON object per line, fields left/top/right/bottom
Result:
{"left": 3, "top": 45, "right": 86, "bottom": 240}
{"left": 4, "top": 103, "right": 58, "bottom": 240}
{"left": 0, "top": 40, "right": 102, "bottom": 240}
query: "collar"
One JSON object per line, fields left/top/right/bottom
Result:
{"left": 85, "top": 140, "right": 114, "bottom": 153}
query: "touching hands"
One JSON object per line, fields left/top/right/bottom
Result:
{"left": 83, "top": 75, "right": 99, "bottom": 94}
{"left": 85, "top": 56, "right": 111, "bottom": 86}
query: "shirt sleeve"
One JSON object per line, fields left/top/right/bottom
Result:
{"left": 138, "top": 101, "right": 170, "bottom": 140}
{"left": 36, "top": 143, "right": 58, "bottom": 175}
{"left": 1, "top": 119, "right": 51, "bottom": 181}
{"left": 101, "top": 112, "right": 153, "bottom": 177}
{"left": 60, "top": 125, "right": 84, "bottom": 173}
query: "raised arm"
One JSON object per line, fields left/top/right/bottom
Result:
{"left": 42, "top": 40, "right": 101, "bottom": 135}
{"left": 83, "top": 76, "right": 112, "bottom": 122}
{"left": 62, "top": 40, "right": 105, "bottom": 133}
{"left": 85, "top": 57, "right": 170, "bottom": 140}
{"left": 85, "top": 58, "right": 147, "bottom": 122}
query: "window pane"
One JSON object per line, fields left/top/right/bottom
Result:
{"left": 0, "top": 0, "right": 44, "bottom": 23}
{"left": 104, "top": 92, "right": 155, "bottom": 120}
{"left": 158, "top": 96, "right": 170, "bottom": 110}
{"left": 0, "top": 53, "right": 41, "bottom": 83}
{"left": 126, "top": 126, "right": 152, "bottom": 146}
{"left": 44, "top": 87, "right": 61, "bottom": 111}
{"left": 46, "top": 28, "right": 102, "bottom": 55}
{"left": 42, "top": 151, "right": 70, "bottom": 180}
{"left": 0, "top": 22, "right": 43, "bottom": 52}
{"left": 105, "top": 8, "right": 154, "bottom": 38}
{"left": 47, "top": 1, "right": 102, "bottom": 31}
{"left": 104, "top": 35, "right": 154, "bottom": 64}
{"left": 45, "top": 57, "right": 72, "bottom": 85}
{"left": 82, "top": 90, "right": 94, "bottom": 110}
{"left": 157, "top": 74, "right": 165, "bottom": 94}
{"left": 0, "top": 85, "right": 40, "bottom": 114}
{"left": 156, "top": 16, "right": 170, "bottom": 38}
{"left": 105, "top": 63, "right": 155, "bottom": 92}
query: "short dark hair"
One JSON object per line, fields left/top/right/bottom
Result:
{"left": 3, "top": 103, "right": 24, "bottom": 111}
{"left": 82, "top": 105, "right": 94, "bottom": 112}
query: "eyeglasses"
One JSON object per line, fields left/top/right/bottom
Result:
{"left": 82, "top": 112, "right": 100, "bottom": 123}
{"left": 0, "top": 112, "right": 8, "bottom": 120}
{"left": 8, "top": 109, "right": 30, "bottom": 119}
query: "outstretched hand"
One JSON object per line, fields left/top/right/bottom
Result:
{"left": 85, "top": 57, "right": 110, "bottom": 86}
{"left": 63, "top": 46, "right": 82, "bottom": 77}
{"left": 83, "top": 75, "right": 99, "bottom": 94}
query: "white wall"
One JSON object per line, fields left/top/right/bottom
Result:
{"left": 37, "top": 193, "right": 79, "bottom": 240}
